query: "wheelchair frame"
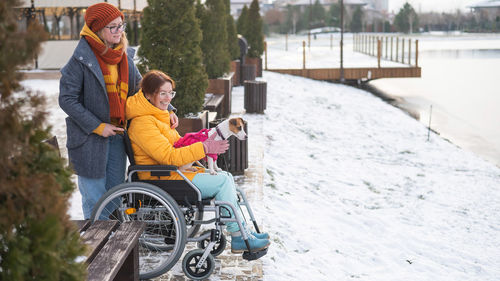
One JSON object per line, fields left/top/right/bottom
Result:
{"left": 90, "top": 131, "right": 267, "bottom": 280}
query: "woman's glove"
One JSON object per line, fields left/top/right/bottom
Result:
{"left": 202, "top": 133, "right": 229, "bottom": 154}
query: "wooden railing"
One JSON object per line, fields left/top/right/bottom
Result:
{"left": 353, "top": 34, "right": 419, "bottom": 67}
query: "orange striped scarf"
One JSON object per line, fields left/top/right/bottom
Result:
{"left": 81, "top": 25, "right": 129, "bottom": 126}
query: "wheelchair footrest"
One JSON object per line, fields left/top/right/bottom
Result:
{"left": 242, "top": 247, "right": 268, "bottom": 261}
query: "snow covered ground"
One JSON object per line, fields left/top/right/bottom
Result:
{"left": 21, "top": 33, "right": 500, "bottom": 280}
{"left": 234, "top": 72, "right": 500, "bottom": 280}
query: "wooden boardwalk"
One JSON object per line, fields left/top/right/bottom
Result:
{"left": 264, "top": 33, "right": 421, "bottom": 82}
{"left": 267, "top": 66, "right": 421, "bottom": 82}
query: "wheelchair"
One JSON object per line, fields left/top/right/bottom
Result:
{"left": 90, "top": 131, "right": 268, "bottom": 280}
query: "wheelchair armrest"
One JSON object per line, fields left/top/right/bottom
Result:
{"left": 128, "top": 164, "right": 179, "bottom": 177}
{"left": 128, "top": 164, "right": 179, "bottom": 171}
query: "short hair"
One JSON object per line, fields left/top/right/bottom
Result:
{"left": 140, "top": 70, "right": 176, "bottom": 96}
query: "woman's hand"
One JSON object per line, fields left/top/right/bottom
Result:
{"left": 102, "top": 123, "right": 124, "bottom": 137}
{"left": 170, "top": 112, "right": 179, "bottom": 129}
{"left": 202, "top": 133, "right": 229, "bottom": 154}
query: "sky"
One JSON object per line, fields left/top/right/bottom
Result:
{"left": 388, "top": 0, "right": 480, "bottom": 13}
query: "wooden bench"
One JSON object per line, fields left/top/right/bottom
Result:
{"left": 203, "top": 93, "right": 225, "bottom": 119}
{"left": 73, "top": 220, "right": 145, "bottom": 281}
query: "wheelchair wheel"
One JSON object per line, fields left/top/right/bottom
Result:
{"left": 197, "top": 230, "right": 227, "bottom": 257}
{"left": 90, "top": 182, "right": 187, "bottom": 280}
{"left": 182, "top": 249, "right": 215, "bottom": 280}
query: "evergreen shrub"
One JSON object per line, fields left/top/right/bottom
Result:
{"left": 246, "top": 0, "right": 264, "bottom": 58}
{"left": 138, "top": 0, "right": 208, "bottom": 117}
{"left": 198, "top": 0, "right": 231, "bottom": 79}
{"left": 0, "top": 1, "right": 86, "bottom": 280}
{"left": 225, "top": 0, "right": 240, "bottom": 60}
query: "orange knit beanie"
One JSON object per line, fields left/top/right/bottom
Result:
{"left": 85, "top": 2, "right": 124, "bottom": 32}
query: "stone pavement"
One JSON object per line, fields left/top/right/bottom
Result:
{"left": 152, "top": 89, "right": 267, "bottom": 280}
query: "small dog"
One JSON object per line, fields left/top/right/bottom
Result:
{"left": 174, "top": 117, "right": 247, "bottom": 175}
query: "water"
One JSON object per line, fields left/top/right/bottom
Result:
{"left": 369, "top": 40, "right": 500, "bottom": 167}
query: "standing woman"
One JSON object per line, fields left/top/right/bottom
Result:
{"left": 59, "top": 2, "right": 178, "bottom": 219}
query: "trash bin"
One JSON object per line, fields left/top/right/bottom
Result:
{"left": 209, "top": 119, "right": 248, "bottom": 175}
{"left": 241, "top": 64, "right": 256, "bottom": 82}
{"left": 244, "top": 81, "right": 267, "bottom": 114}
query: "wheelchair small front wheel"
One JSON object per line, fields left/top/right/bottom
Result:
{"left": 197, "top": 230, "right": 227, "bottom": 257}
{"left": 182, "top": 249, "right": 215, "bottom": 280}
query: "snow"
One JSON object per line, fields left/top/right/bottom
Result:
{"left": 232, "top": 72, "right": 500, "bottom": 280}
{"left": 21, "top": 32, "right": 500, "bottom": 281}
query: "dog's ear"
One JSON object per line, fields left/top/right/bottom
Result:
{"left": 229, "top": 118, "right": 237, "bottom": 126}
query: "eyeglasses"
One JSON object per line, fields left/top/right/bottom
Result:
{"left": 104, "top": 22, "right": 126, "bottom": 34}
{"left": 159, "top": 91, "right": 176, "bottom": 98}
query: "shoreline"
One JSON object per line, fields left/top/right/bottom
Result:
{"left": 359, "top": 82, "right": 443, "bottom": 137}
{"left": 359, "top": 82, "right": 500, "bottom": 168}
{"left": 359, "top": 83, "right": 420, "bottom": 120}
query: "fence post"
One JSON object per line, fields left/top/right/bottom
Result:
{"left": 285, "top": 33, "right": 288, "bottom": 51}
{"left": 408, "top": 39, "right": 412, "bottom": 65}
{"left": 364, "top": 34, "right": 367, "bottom": 54}
{"left": 369, "top": 35, "right": 372, "bottom": 55}
{"left": 366, "top": 35, "right": 369, "bottom": 54}
{"left": 415, "top": 39, "right": 419, "bottom": 67}
{"left": 302, "top": 41, "right": 306, "bottom": 69}
{"left": 385, "top": 36, "right": 388, "bottom": 58}
{"left": 391, "top": 37, "right": 393, "bottom": 61}
{"left": 372, "top": 36, "right": 376, "bottom": 55}
{"left": 402, "top": 38, "right": 405, "bottom": 64}
{"left": 368, "top": 35, "right": 371, "bottom": 55}
{"left": 396, "top": 37, "right": 399, "bottom": 62}
{"left": 264, "top": 41, "right": 268, "bottom": 70}
{"left": 367, "top": 35, "right": 370, "bottom": 54}
{"left": 377, "top": 38, "right": 381, "bottom": 68}
{"left": 308, "top": 32, "right": 311, "bottom": 49}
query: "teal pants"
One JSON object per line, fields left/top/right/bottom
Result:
{"left": 192, "top": 171, "right": 242, "bottom": 233}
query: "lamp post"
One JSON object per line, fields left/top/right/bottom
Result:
{"left": 308, "top": 0, "right": 312, "bottom": 48}
{"left": 25, "top": 0, "right": 38, "bottom": 69}
{"left": 340, "top": 0, "right": 344, "bottom": 82}
{"left": 133, "top": 0, "right": 139, "bottom": 46}
{"left": 24, "top": 0, "right": 36, "bottom": 28}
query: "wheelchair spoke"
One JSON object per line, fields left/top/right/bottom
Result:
{"left": 90, "top": 183, "right": 187, "bottom": 279}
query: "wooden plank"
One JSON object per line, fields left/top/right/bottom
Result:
{"left": 267, "top": 67, "right": 421, "bottom": 81}
{"left": 73, "top": 220, "right": 91, "bottom": 232}
{"left": 80, "top": 220, "right": 119, "bottom": 264}
{"left": 87, "top": 221, "right": 146, "bottom": 281}
{"left": 203, "top": 94, "right": 224, "bottom": 111}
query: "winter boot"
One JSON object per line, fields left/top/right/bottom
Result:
{"left": 230, "top": 233, "right": 270, "bottom": 253}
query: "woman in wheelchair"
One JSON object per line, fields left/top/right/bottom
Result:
{"left": 125, "top": 70, "right": 270, "bottom": 253}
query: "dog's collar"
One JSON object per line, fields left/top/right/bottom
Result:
{"left": 215, "top": 126, "right": 225, "bottom": 140}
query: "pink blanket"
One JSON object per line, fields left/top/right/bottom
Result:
{"left": 174, "top": 129, "right": 218, "bottom": 160}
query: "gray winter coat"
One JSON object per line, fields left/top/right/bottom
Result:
{"left": 59, "top": 38, "right": 141, "bottom": 178}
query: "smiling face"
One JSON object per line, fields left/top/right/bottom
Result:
{"left": 98, "top": 16, "right": 123, "bottom": 47}
{"left": 145, "top": 81, "right": 173, "bottom": 111}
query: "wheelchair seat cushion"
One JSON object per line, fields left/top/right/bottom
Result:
{"left": 138, "top": 180, "right": 212, "bottom": 206}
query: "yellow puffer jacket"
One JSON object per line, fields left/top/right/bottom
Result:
{"left": 125, "top": 89, "right": 206, "bottom": 180}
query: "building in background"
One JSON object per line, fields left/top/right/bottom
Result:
{"left": 230, "top": 0, "right": 274, "bottom": 18}
{"left": 364, "top": 0, "right": 388, "bottom": 12}
{"left": 469, "top": 0, "right": 500, "bottom": 22}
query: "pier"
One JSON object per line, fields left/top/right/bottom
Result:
{"left": 265, "top": 33, "right": 421, "bottom": 82}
